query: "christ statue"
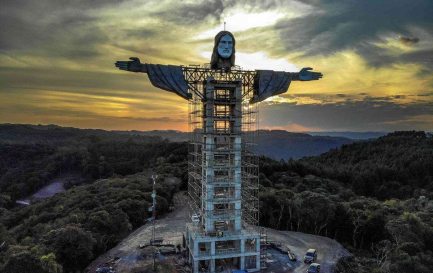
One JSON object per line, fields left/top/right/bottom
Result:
{"left": 114, "top": 30, "right": 322, "bottom": 273}
{"left": 115, "top": 30, "right": 322, "bottom": 102}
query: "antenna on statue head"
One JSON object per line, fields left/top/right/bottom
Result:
{"left": 224, "top": 21, "right": 226, "bottom": 31}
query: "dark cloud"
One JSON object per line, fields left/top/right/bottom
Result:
{"left": 355, "top": 45, "right": 433, "bottom": 70}
{"left": 1, "top": 0, "right": 432, "bottom": 132}
{"left": 261, "top": 96, "right": 433, "bottom": 131}
{"left": 400, "top": 49, "right": 433, "bottom": 70}
{"left": 0, "top": 0, "right": 115, "bottom": 57}
{"left": 150, "top": 0, "right": 298, "bottom": 26}
{"left": 399, "top": 36, "right": 420, "bottom": 45}
{"left": 152, "top": 0, "right": 226, "bottom": 25}
{"left": 275, "top": 0, "right": 433, "bottom": 67}
{"left": 124, "top": 29, "right": 158, "bottom": 39}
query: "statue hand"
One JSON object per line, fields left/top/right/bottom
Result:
{"left": 299, "top": 67, "right": 323, "bottom": 81}
{"left": 115, "top": 57, "right": 143, "bottom": 72}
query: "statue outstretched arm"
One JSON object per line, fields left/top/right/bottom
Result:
{"left": 115, "top": 57, "right": 148, "bottom": 73}
{"left": 114, "top": 57, "right": 191, "bottom": 100}
{"left": 251, "top": 67, "right": 323, "bottom": 103}
{"left": 291, "top": 67, "right": 323, "bottom": 81}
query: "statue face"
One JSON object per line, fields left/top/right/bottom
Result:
{"left": 217, "top": 34, "right": 233, "bottom": 59}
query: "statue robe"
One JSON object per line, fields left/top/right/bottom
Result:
{"left": 251, "top": 70, "right": 292, "bottom": 103}
{"left": 145, "top": 64, "right": 292, "bottom": 103}
{"left": 145, "top": 64, "right": 191, "bottom": 100}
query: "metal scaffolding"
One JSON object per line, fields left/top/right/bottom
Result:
{"left": 114, "top": 29, "right": 322, "bottom": 273}
{"left": 187, "top": 66, "right": 259, "bottom": 233}
{"left": 186, "top": 65, "right": 260, "bottom": 273}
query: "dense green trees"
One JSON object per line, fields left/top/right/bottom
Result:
{"left": 259, "top": 174, "right": 433, "bottom": 272}
{"left": 258, "top": 131, "right": 433, "bottom": 272}
{"left": 2, "top": 251, "right": 48, "bottom": 273}
{"left": 1, "top": 126, "right": 432, "bottom": 273}
{"left": 0, "top": 172, "right": 185, "bottom": 273}
{"left": 0, "top": 131, "right": 187, "bottom": 203}
{"left": 1, "top": 245, "right": 63, "bottom": 273}
{"left": 44, "top": 225, "right": 96, "bottom": 272}
{"left": 0, "top": 125, "right": 188, "bottom": 273}
{"left": 300, "top": 131, "right": 433, "bottom": 199}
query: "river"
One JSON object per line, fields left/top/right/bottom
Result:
{"left": 16, "top": 179, "right": 66, "bottom": 205}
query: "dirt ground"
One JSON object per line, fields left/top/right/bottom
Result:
{"left": 86, "top": 191, "right": 350, "bottom": 273}
{"left": 262, "top": 228, "right": 350, "bottom": 273}
{"left": 86, "top": 191, "right": 189, "bottom": 273}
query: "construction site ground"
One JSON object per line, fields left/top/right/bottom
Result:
{"left": 86, "top": 191, "right": 350, "bottom": 273}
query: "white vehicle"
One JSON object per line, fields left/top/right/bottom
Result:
{"left": 304, "top": 249, "right": 317, "bottom": 263}
{"left": 287, "top": 247, "right": 296, "bottom": 261}
{"left": 307, "top": 263, "right": 320, "bottom": 273}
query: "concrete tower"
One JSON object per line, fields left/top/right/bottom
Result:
{"left": 186, "top": 76, "right": 261, "bottom": 273}
{"left": 115, "top": 29, "right": 322, "bottom": 273}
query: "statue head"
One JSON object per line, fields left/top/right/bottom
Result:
{"left": 211, "top": 31, "right": 236, "bottom": 69}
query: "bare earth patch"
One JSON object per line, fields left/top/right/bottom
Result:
{"left": 86, "top": 192, "right": 350, "bottom": 273}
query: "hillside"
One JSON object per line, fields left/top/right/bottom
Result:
{"left": 0, "top": 124, "right": 187, "bottom": 203}
{"left": 255, "top": 130, "right": 352, "bottom": 159}
{"left": 0, "top": 172, "right": 183, "bottom": 273}
{"left": 309, "top": 131, "right": 387, "bottom": 140}
{"left": 300, "top": 131, "right": 433, "bottom": 199}
{"left": 0, "top": 124, "right": 163, "bottom": 145}
{"left": 0, "top": 124, "right": 353, "bottom": 161}
{"left": 0, "top": 126, "right": 432, "bottom": 273}
{"left": 123, "top": 129, "right": 353, "bottom": 159}
{"left": 0, "top": 124, "right": 188, "bottom": 272}
{"left": 257, "top": 131, "right": 433, "bottom": 272}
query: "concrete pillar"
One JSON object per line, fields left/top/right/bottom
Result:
{"left": 204, "top": 77, "right": 215, "bottom": 234}
{"left": 234, "top": 134, "right": 242, "bottom": 231}
{"left": 210, "top": 259, "right": 216, "bottom": 273}
{"left": 240, "top": 256, "right": 245, "bottom": 270}
{"left": 233, "top": 82, "right": 242, "bottom": 134}
{"left": 189, "top": 235, "right": 193, "bottom": 257}
{"left": 193, "top": 260, "right": 199, "bottom": 273}
{"left": 235, "top": 183, "right": 241, "bottom": 199}
{"left": 189, "top": 79, "right": 260, "bottom": 273}
{"left": 256, "top": 238, "right": 261, "bottom": 270}
{"left": 211, "top": 241, "right": 215, "bottom": 255}
{"left": 193, "top": 240, "right": 199, "bottom": 257}
{"left": 240, "top": 238, "right": 246, "bottom": 269}
{"left": 235, "top": 200, "right": 242, "bottom": 230}
{"left": 204, "top": 78, "right": 215, "bottom": 135}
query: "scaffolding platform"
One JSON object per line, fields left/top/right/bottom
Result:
{"left": 186, "top": 70, "right": 260, "bottom": 273}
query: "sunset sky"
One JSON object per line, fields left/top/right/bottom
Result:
{"left": 1, "top": 0, "right": 432, "bottom": 132}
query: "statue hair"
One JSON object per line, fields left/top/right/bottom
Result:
{"left": 210, "top": 31, "right": 236, "bottom": 69}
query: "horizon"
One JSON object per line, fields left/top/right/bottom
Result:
{"left": 1, "top": 1, "right": 432, "bottom": 132}
{"left": 2, "top": 122, "right": 415, "bottom": 134}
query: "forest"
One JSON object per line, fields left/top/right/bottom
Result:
{"left": 0, "top": 125, "right": 432, "bottom": 273}
{"left": 259, "top": 131, "right": 433, "bottom": 272}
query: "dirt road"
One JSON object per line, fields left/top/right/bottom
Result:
{"left": 263, "top": 228, "right": 350, "bottom": 273}
{"left": 86, "top": 191, "right": 350, "bottom": 273}
{"left": 86, "top": 192, "right": 189, "bottom": 273}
